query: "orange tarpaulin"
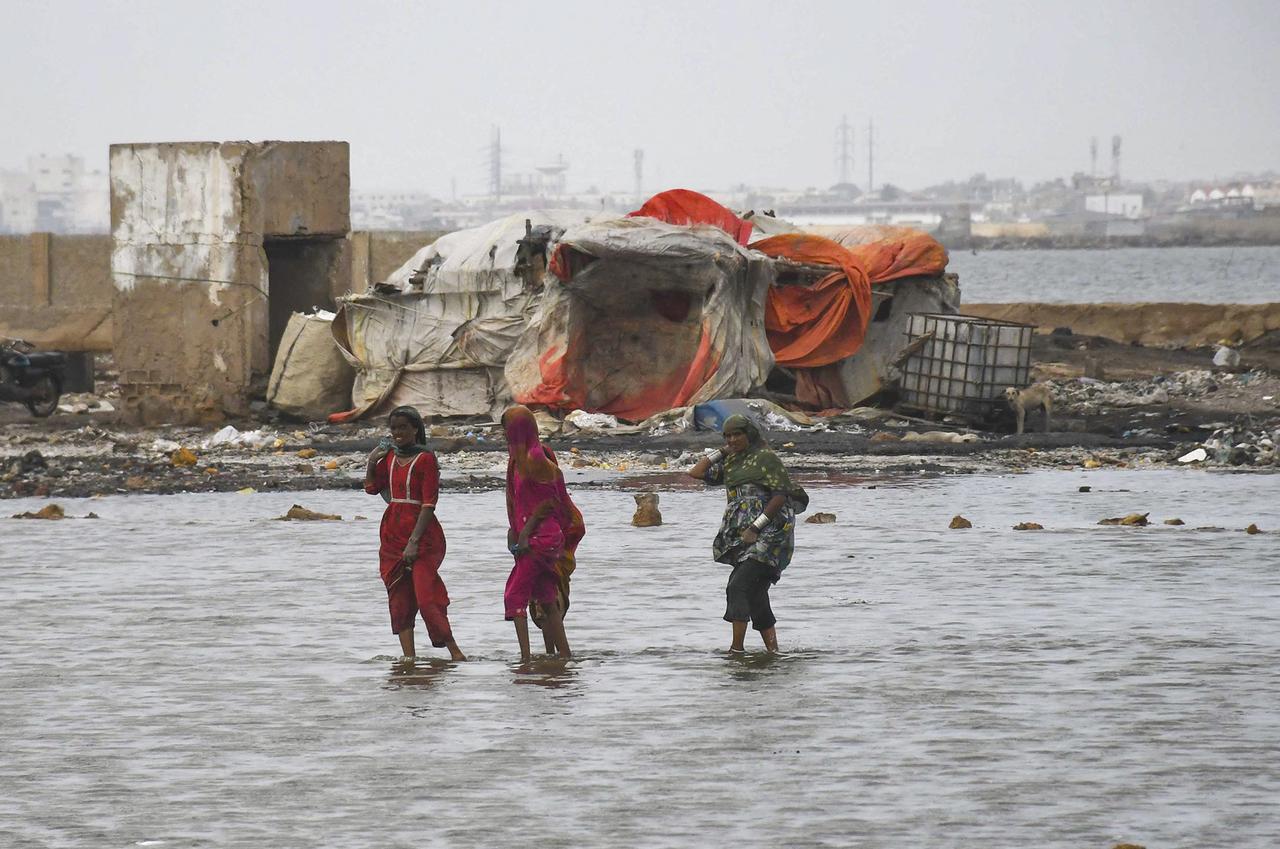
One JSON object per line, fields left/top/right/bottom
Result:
{"left": 751, "top": 230, "right": 948, "bottom": 368}
{"left": 628, "top": 189, "right": 754, "bottom": 246}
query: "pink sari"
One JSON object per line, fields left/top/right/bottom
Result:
{"left": 502, "top": 406, "right": 586, "bottom": 621}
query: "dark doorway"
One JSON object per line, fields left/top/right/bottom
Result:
{"left": 264, "top": 238, "right": 341, "bottom": 362}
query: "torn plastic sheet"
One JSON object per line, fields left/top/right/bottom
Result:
{"left": 506, "top": 217, "right": 775, "bottom": 422}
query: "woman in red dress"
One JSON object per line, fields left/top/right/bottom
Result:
{"left": 364, "top": 406, "right": 466, "bottom": 661}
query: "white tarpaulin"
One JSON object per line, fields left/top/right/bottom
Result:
{"left": 332, "top": 211, "right": 600, "bottom": 420}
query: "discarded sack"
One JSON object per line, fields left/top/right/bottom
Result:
{"left": 267, "top": 311, "right": 355, "bottom": 421}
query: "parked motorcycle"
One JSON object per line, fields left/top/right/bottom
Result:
{"left": 0, "top": 338, "right": 66, "bottom": 417}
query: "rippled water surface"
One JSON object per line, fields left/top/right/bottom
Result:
{"left": 949, "top": 245, "right": 1280, "bottom": 303}
{"left": 3, "top": 469, "right": 1279, "bottom": 848}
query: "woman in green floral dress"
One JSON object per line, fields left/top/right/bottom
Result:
{"left": 688, "top": 414, "right": 805, "bottom": 653}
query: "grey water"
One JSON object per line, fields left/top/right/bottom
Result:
{"left": 2, "top": 469, "right": 1279, "bottom": 848}
{"left": 949, "top": 245, "right": 1280, "bottom": 303}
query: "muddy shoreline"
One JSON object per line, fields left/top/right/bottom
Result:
{"left": 4, "top": 331, "right": 1279, "bottom": 502}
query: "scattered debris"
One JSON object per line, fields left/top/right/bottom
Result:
{"left": 277, "top": 504, "right": 342, "bottom": 521}
{"left": 566, "top": 410, "right": 620, "bottom": 431}
{"left": 1078, "top": 486, "right": 1091, "bottom": 492}
{"left": 11, "top": 503, "right": 65, "bottom": 520}
{"left": 1013, "top": 522, "right": 1044, "bottom": 530}
{"left": 631, "top": 493, "right": 663, "bottom": 527}
{"left": 1163, "top": 518, "right": 1185, "bottom": 525}
{"left": 1246, "top": 523, "right": 1262, "bottom": 535}
{"left": 949, "top": 515, "right": 972, "bottom": 529}
{"left": 1098, "top": 512, "right": 1150, "bottom": 526}
{"left": 805, "top": 512, "right": 837, "bottom": 524}
{"left": 170, "top": 447, "right": 198, "bottom": 467}
{"left": 296, "top": 448, "right": 318, "bottom": 459}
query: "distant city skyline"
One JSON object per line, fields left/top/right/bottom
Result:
{"left": 2, "top": 0, "right": 1277, "bottom": 200}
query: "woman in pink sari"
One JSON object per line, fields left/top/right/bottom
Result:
{"left": 501, "top": 405, "right": 585, "bottom": 661}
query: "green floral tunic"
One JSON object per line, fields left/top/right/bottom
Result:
{"left": 704, "top": 463, "right": 796, "bottom": 578}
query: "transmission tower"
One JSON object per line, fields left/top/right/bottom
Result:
{"left": 867, "top": 118, "right": 874, "bottom": 193}
{"left": 633, "top": 149, "right": 644, "bottom": 204}
{"left": 835, "top": 115, "right": 854, "bottom": 184}
{"left": 489, "top": 126, "right": 503, "bottom": 201}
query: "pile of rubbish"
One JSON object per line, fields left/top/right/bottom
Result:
{"left": 1046, "top": 369, "right": 1262, "bottom": 413}
{"left": 1176, "top": 425, "right": 1279, "bottom": 467}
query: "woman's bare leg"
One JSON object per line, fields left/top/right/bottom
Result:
{"left": 541, "top": 602, "right": 571, "bottom": 658}
{"left": 397, "top": 627, "right": 415, "bottom": 658}
{"left": 445, "top": 638, "right": 467, "bottom": 661}
{"left": 730, "top": 621, "right": 748, "bottom": 652}
{"left": 513, "top": 615, "right": 533, "bottom": 662}
{"left": 760, "top": 627, "right": 778, "bottom": 653}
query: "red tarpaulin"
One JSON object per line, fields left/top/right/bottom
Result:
{"left": 628, "top": 189, "right": 754, "bottom": 246}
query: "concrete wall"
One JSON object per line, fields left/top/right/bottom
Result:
{"left": 965, "top": 302, "right": 1280, "bottom": 348}
{"left": 0, "top": 233, "right": 113, "bottom": 349}
{"left": 0, "top": 226, "right": 439, "bottom": 353}
{"left": 346, "top": 230, "right": 445, "bottom": 295}
{"left": 110, "top": 141, "right": 350, "bottom": 423}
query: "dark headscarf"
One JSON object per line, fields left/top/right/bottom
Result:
{"left": 387, "top": 406, "right": 428, "bottom": 457}
{"left": 720, "top": 413, "right": 795, "bottom": 493}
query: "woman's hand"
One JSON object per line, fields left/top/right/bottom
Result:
{"left": 401, "top": 538, "right": 420, "bottom": 564}
{"left": 741, "top": 527, "right": 760, "bottom": 545}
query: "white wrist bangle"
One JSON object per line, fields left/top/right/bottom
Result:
{"left": 705, "top": 449, "right": 724, "bottom": 463}
{"left": 751, "top": 513, "right": 769, "bottom": 530}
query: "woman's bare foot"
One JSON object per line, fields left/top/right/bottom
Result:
{"left": 446, "top": 640, "right": 467, "bottom": 662}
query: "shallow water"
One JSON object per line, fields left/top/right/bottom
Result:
{"left": 2, "top": 469, "right": 1279, "bottom": 848}
{"left": 948, "top": 245, "right": 1280, "bottom": 303}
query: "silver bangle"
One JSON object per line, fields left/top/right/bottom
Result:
{"left": 751, "top": 513, "right": 770, "bottom": 531}
{"left": 704, "top": 448, "right": 725, "bottom": 464}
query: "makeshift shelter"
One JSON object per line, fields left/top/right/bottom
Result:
{"left": 331, "top": 190, "right": 957, "bottom": 422}
{"left": 330, "top": 210, "right": 598, "bottom": 419}
{"left": 505, "top": 217, "right": 774, "bottom": 421}
{"left": 638, "top": 191, "right": 955, "bottom": 408}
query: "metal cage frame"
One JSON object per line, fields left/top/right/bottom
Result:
{"left": 898, "top": 313, "right": 1035, "bottom": 419}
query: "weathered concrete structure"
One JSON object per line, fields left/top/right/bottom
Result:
{"left": 0, "top": 233, "right": 113, "bottom": 350}
{"left": 110, "top": 141, "right": 350, "bottom": 422}
{"left": 0, "top": 229, "right": 442, "bottom": 353}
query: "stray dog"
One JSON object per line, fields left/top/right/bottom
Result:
{"left": 1004, "top": 384, "right": 1053, "bottom": 434}
{"left": 631, "top": 492, "right": 663, "bottom": 527}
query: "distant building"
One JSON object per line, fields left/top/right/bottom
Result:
{"left": 1084, "top": 193, "right": 1144, "bottom": 218}
{"left": 0, "top": 153, "right": 108, "bottom": 233}
{"left": 351, "top": 191, "right": 440, "bottom": 230}
{"left": 1188, "top": 183, "right": 1256, "bottom": 209}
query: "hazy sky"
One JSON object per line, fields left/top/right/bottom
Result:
{"left": 3, "top": 0, "right": 1277, "bottom": 196}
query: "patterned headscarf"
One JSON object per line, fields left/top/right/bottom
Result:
{"left": 721, "top": 413, "right": 795, "bottom": 493}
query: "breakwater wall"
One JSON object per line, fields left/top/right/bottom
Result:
{"left": 965, "top": 302, "right": 1280, "bottom": 348}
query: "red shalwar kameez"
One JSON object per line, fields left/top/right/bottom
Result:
{"left": 365, "top": 450, "right": 454, "bottom": 646}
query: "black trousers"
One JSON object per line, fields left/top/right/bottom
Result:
{"left": 724, "top": 558, "right": 777, "bottom": 631}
